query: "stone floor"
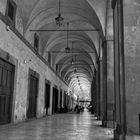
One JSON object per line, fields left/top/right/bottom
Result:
{"left": 0, "top": 110, "right": 113, "bottom": 140}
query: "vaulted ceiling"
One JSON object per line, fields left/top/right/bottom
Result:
{"left": 14, "top": 0, "right": 107, "bottom": 100}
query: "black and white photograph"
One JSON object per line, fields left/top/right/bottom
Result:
{"left": 0, "top": 0, "right": 139, "bottom": 140}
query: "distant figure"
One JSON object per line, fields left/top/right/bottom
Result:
{"left": 80, "top": 106, "right": 84, "bottom": 112}
{"left": 74, "top": 104, "right": 80, "bottom": 113}
{"left": 64, "top": 105, "right": 68, "bottom": 113}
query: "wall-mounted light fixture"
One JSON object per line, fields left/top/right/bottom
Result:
{"left": 24, "top": 59, "right": 31, "bottom": 64}
{"left": 6, "top": 25, "right": 10, "bottom": 31}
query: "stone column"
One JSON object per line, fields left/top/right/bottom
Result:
{"left": 104, "top": 0, "right": 115, "bottom": 128}
{"left": 102, "top": 40, "right": 107, "bottom": 127}
{"left": 91, "top": 76, "right": 96, "bottom": 114}
{"left": 106, "top": 40, "right": 114, "bottom": 127}
{"left": 112, "top": 0, "right": 126, "bottom": 139}
{"left": 99, "top": 38, "right": 104, "bottom": 121}
{"left": 94, "top": 70, "right": 98, "bottom": 116}
{"left": 96, "top": 59, "right": 101, "bottom": 119}
{"left": 99, "top": 58, "right": 104, "bottom": 120}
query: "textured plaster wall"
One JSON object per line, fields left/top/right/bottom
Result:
{"left": 0, "top": 0, "right": 7, "bottom": 14}
{"left": 124, "top": 0, "right": 140, "bottom": 135}
{"left": 0, "top": 20, "right": 68, "bottom": 123}
{"left": 0, "top": 0, "right": 35, "bottom": 47}
{"left": 86, "top": 0, "right": 107, "bottom": 35}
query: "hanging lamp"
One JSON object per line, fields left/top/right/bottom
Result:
{"left": 74, "top": 68, "right": 77, "bottom": 73}
{"left": 65, "top": 22, "right": 70, "bottom": 53}
{"left": 71, "top": 41, "right": 74, "bottom": 64}
{"left": 55, "top": 0, "right": 64, "bottom": 26}
{"left": 73, "top": 55, "right": 77, "bottom": 73}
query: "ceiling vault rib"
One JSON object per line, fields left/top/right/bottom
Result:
{"left": 30, "top": 29, "right": 100, "bottom": 32}
{"left": 45, "top": 51, "right": 96, "bottom": 53}
{"left": 16, "top": 0, "right": 106, "bottom": 101}
{"left": 57, "top": 64, "right": 95, "bottom": 65}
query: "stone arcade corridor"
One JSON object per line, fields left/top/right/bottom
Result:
{"left": 0, "top": 0, "right": 140, "bottom": 140}
{"left": 0, "top": 111, "right": 113, "bottom": 140}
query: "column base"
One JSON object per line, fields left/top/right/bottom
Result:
{"left": 114, "top": 124, "right": 125, "bottom": 140}
{"left": 102, "top": 120, "right": 107, "bottom": 127}
{"left": 97, "top": 115, "right": 103, "bottom": 120}
{"left": 114, "top": 132, "right": 125, "bottom": 140}
{"left": 125, "top": 135, "right": 140, "bottom": 140}
{"left": 106, "top": 121, "right": 115, "bottom": 128}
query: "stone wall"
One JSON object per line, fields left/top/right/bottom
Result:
{"left": 0, "top": 19, "right": 68, "bottom": 123}
{"left": 124, "top": 0, "right": 140, "bottom": 135}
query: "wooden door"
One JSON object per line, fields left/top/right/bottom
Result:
{"left": 27, "top": 75, "right": 38, "bottom": 119}
{"left": 52, "top": 87, "right": 55, "bottom": 114}
{"left": 64, "top": 93, "right": 67, "bottom": 107}
{"left": 60, "top": 90, "right": 62, "bottom": 108}
{"left": 54, "top": 88, "right": 58, "bottom": 113}
{"left": 45, "top": 83, "right": 50, "bottom": 115}
{"left": 0, "top": 59, "right": 14, "bottom": 124}
{"left": 52, "top": 87, "right": 58, "bottom": 114}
